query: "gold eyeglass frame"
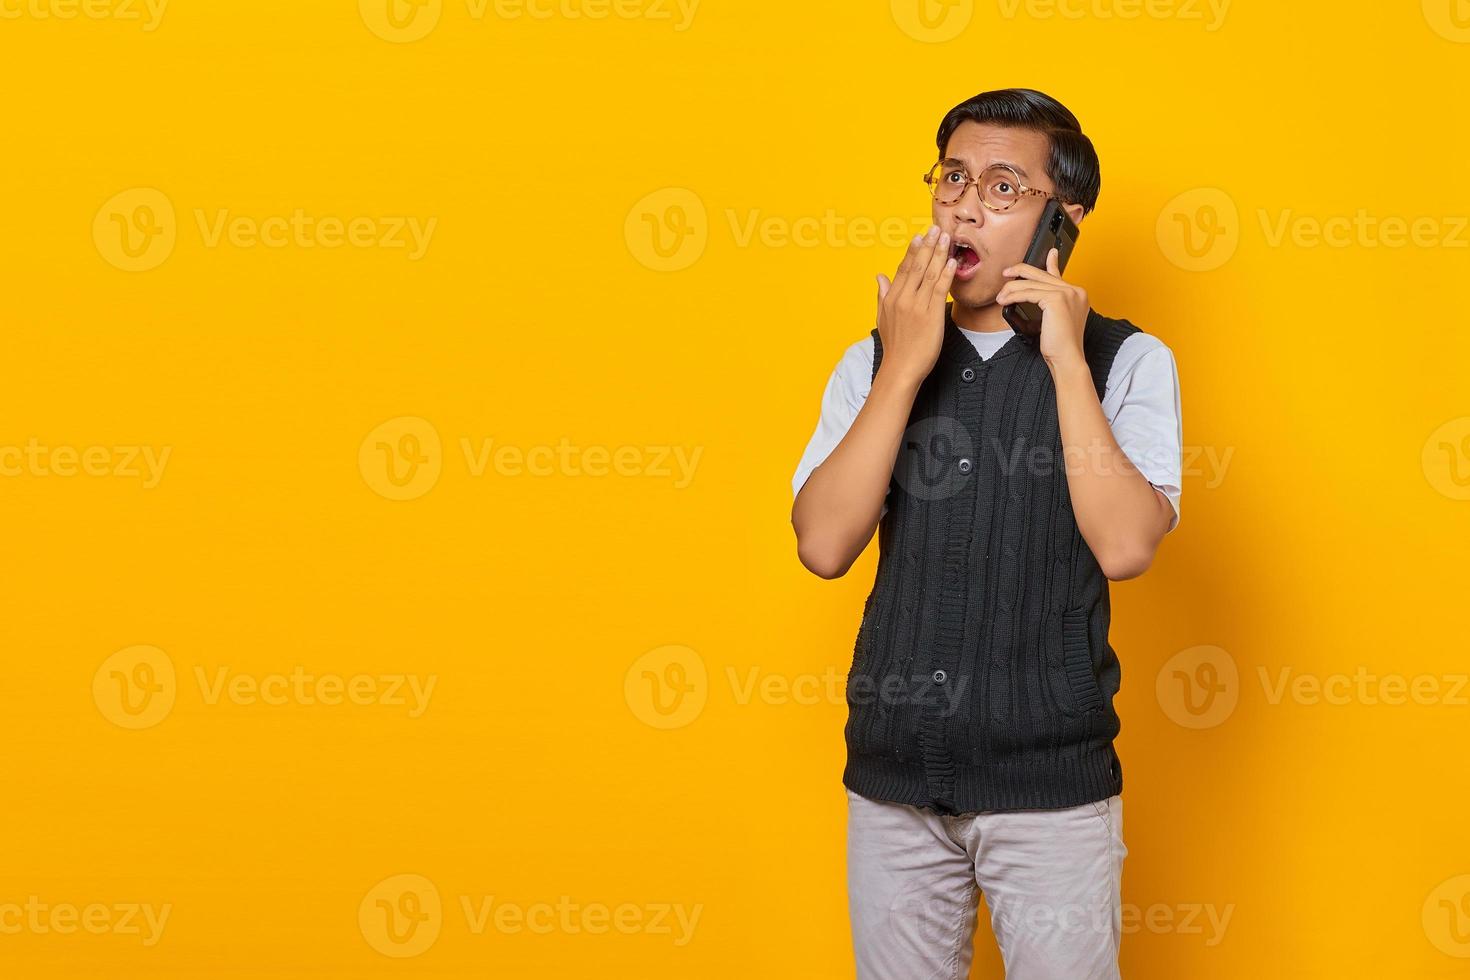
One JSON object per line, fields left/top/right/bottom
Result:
{"left": 922, "top": 161, "right": 1063, "bottom": 212}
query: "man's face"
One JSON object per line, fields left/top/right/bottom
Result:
{"left": 931, "top": 121, "right": 1086, "bottom": 308}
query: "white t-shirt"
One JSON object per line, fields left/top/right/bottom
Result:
{"left": 792, "top": 323, "right": 1184, "bottom": 532}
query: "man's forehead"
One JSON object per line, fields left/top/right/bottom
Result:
{"left": 942, "top": 123, "right": 1048, "bottom": 174}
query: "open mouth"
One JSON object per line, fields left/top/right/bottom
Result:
{"left": 950, "top": 240, "right": 981, "bottom": 278}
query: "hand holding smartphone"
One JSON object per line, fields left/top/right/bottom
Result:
{"left": 1002, "top": 200, "right": 1081, "bottom": 337}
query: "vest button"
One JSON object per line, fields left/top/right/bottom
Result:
{"left": 961, "top": 367, "right": 976, "bottom": 383}
{"left": 956, "top": 458, "right": 973, "bottom": 475}
{"left": 931, "top": 670, "right": 947, "bottom": 685}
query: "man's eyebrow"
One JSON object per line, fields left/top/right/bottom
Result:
{"left": 940, "top": 157, "right": 1031, "bottom": 180}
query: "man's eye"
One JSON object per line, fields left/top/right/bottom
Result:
{"left": 944, "top": 171, "right": 967, "bottom": 183}
{"left": 995, "top": 181, "right": 1013, "bottom": 194}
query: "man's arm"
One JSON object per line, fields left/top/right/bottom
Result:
{"left": 792, "top": 226, "right": 957, "bottom": 579}
{"left": 1050, "top": 358, "right": 1175, "bottom": 580}
{"left": 792, "top": 366, "right": 920, "bottom": 579}
{"left": 997, "top": 247, "right": 1177, "bottom": 580}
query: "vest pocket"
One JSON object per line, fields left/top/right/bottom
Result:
{"left": 1060, "top": 607, "right": 1104, "bottom": 715}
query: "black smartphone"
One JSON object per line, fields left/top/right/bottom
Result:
{"left": 1002, "top": 199, "right": 1080, "bottom": 337}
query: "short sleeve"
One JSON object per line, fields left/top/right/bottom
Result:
{"left": 792, "top": 336, "right": 876, "bottom": 501}
{"left": 1100, "top": 335, "right": 1183, "bottom": 533}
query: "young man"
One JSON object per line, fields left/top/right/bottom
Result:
{"left": 790, "top": 89, "right": 1183, "bottom": 979}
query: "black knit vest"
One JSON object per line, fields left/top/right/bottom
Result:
{"left": 843, "top": 302, "right": 1140, "bottom": 814}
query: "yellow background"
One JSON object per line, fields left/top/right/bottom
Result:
{"left": 3, "top": 0, "right": 1469, "bottom": 976}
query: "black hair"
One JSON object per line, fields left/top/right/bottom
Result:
{"left": 934, "top": 88, "right": 1101, "bottom": 214}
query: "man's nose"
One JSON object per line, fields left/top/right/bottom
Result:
{"left": 950, "top": 186, "right": 985, "bottom": 226}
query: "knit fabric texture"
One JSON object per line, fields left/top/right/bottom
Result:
{"left": 843, "top": 302, "right": 1140, "bottom": 814}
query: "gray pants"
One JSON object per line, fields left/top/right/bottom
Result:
{"left": 846, "top": 786, "right": 1127, "bottom": 980}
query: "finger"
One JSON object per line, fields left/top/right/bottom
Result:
{"left": 906, "top": 225, "right": 942, "bottom": 291}
{"left": 917, "top": 231, "right": 951, "bottom": 296}
{"left": 893, "top": 227, "right": 940, "bottom": 289}
{"left": 995, "top": 282, "right": 1056, "bottom": 306}
{"left": 1045, "top": 246, "right": 1060, "bottom": 276}
{"left": 891, "top": 231, "right": 929, "bottom": 294}
{"left": 1001, "top": 261, "right": 1062, "bottom": 285}
{"left": 876, "top": 273, "right": 891, "bottom": 303}
{"left": 933, "top": 251, "right": 958, "bottom": 304}
{"left": 997, "top": 279, "right": 1054, "bottom": 298}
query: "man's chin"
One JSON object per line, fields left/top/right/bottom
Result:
{"left": 948, "top": 279, "right": 999, "bottom": 310}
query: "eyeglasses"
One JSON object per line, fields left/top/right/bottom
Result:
{"left": 922, "top": 161, "right": 1061, "bottom": 211}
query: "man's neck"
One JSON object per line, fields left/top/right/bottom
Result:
{"left": 951, "top": 299, "right": 1012, "bottom": 333}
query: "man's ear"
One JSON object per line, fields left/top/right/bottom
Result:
{"left": 1064, "top": 202, "right": 1087, "bottom": 226}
